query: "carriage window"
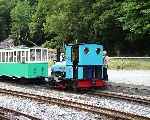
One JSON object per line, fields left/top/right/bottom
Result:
{"left": 9, "top": 52, "right": 13, "bottom": 62}
{"left": 17, "top": 51, "right": 21, "bottom": 62}
{"left": 14, "top": 51, "right": 17, "bottom": 62}
{"left": 30, "top": 49, "right": 35, "bottom": 61}
{"left": 42, "top": 49, "right": 47, "bottom": 61}
{"left": 36, "top": 49, "right": 41, "bottom": 61}
{"left": 26, "top": 51, "right": 28, "bottom": 61}
{"left": 6, "top": 52, "right": 8, "bottom": 62}
{"left": 22, "top": 51, "right": 25, "bottom": 63}
{"left": 22, "top": 51, "right": 25, "bottom": 56}
{"left": 2, "top": 52, "right": 5, "bottom": 62}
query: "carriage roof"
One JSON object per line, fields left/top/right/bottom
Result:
{"left": 0, "top": 46, "right": 47, "bottom": 51}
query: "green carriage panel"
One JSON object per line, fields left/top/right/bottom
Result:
{"left": 0, "top": 63, "right": 28, "bottom": 78}
{"left": 28, "top": 63, "right": 48, "bottom": 78}
{"left": 0, "top": 63, "right": 48, "bottom": 78}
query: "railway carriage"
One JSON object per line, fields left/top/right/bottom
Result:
{"left": 0, "top": 46, "right": 48, "bottom": 81}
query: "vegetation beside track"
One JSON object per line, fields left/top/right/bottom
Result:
{"left": 109, "top": 58, "right": 150, "bottom": 70}
{"left": 0, "top": 0, "right": 150, "bottom": 56}
{"left": 49, "top": 58, "right": 150, "bottom": 70}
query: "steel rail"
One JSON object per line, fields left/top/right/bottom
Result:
{"left": 0, "top": 88, "right": 149, "bottom": 120}
{"left": 0, "top": 111, "right": 9, "bottom": 120}
{"left": 91, "top": 92, "right": 150, "bottom": 105}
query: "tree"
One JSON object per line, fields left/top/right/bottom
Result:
{"left": 44, "top": 0, "right": 71, "bottom": 61}
{"left": 44, "top": 0, "right": 125, "bottom": 55}
{"left": 44, "top": 0, "right": 70, "bottom": 48}
{"left": 0, "top": 0, "right": 11, "bottom": 41}
{"left": 118, "top": 0, "right": 150, "bottom": 55}
{"left": 0, "top": 0, "right": 149, "bottom": 56}
{"left": 29, "top": 0, "right": 55, "bottom": 46}
{"left": 11, "top": 0, "right": 32, "bottom": 45}
{"left": 118, "top": 0, "right": 150, "bottom": 38}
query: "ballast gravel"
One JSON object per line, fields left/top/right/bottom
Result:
{"left": 107, "top": 82, "right": 150, "bottom": 97}
{"left": 0, "top": 95, "right": 101, "bottom": 120}
{"left": 0, "top": 82, "right": 150, "bottom": 118}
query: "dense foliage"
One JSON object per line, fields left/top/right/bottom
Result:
{"left": 0, "top": 0, "right": 149, "bottom": 56}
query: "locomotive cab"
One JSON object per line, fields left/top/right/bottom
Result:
{"left": 65, "top": 43, "right": 107, "bottom": 89}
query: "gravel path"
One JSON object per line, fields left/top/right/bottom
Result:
{"left": 108, "top": 70, "right": 150, "bottom": 86}
{"left": 0, "top": 82, "right": 149, "bottom": 118}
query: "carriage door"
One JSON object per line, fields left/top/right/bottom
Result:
{"left": 72, "top": 46, "right": 79, "bottom": 79}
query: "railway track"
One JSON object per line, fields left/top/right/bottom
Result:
{"left": 90, "top": 91, "right": 150, "bottom": 105}
{"left": 0, "top": 109, "right": 9, "bottom": 120}
{"left": 0, "top": 88, "right": 149, "bottom": 120}
{"left": 0, "top": 106, "right": 40, "bottom": 120}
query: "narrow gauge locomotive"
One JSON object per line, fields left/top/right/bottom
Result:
{"left": 51, "top": 43, "right": 107, "bottom": 90}
{"left": 0, "top": 46, "right": 48, "bottom": 82}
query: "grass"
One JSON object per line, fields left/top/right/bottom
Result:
{"left": 109, "top": 59, "right": 150, "bottom": 70}
{"left": 48, "top": 59, "right": 150, "bottom": 70}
